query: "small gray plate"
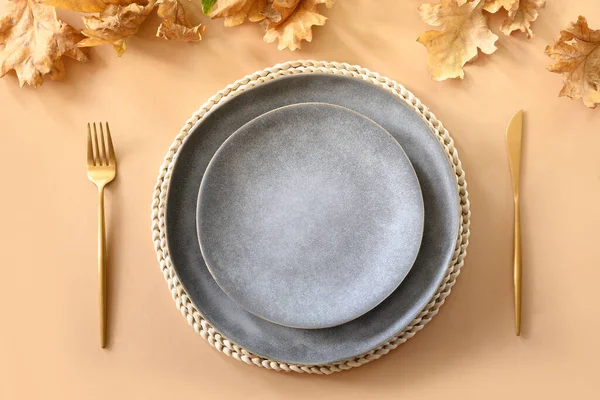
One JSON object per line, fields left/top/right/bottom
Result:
{"left": 165, "top": 74, "right": 460, "bottom": 365}
{"left": 197, "top": 103, "right": 424, "bottom": 329}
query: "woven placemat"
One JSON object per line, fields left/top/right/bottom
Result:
{"left": 151, "top": 60, "right": 470, "bottom": 374}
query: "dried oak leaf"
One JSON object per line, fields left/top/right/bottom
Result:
{"left": 482, "top": 0, "right": 518, "bottom": 13}
{"left": 41, "top": 0, "right": 133, "bottom": 13}
{"left": 0, "top": 0, "right": 88, "bottom": 87}
{"left": 263, "top": 0, "right": 334, "bottom": 51}
{"left": 78, "top": 1, "right": 156, "bottom": 56}
{"left": 262, "top": 0, "right": 300, "bottom": 28}
{"left": 545, "top": 16, "right": 600, "bottom": 109}
{"left": 500, "top": 0, "right": 545, "bottom": 38}
{"left": 417, "top": 0, "right": 498, "bottom": 81}
{"left": 209, "top": 0, "right": 267, "bottom": 27}
{"left": 157, "top": 0, "right": 204, "bottom": 41}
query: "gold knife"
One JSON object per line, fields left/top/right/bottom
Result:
{"left": 506, "top": 110, "right": 523, "bottom": 336}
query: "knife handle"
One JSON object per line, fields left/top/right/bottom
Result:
{"left": 514, "top": 199, "right": 522, "bottom": 336}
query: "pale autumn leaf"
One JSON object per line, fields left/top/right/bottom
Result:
{"left": 0, "top": 0, "right": 88, "bottom": 87}
{"left": 210, "top": 0, "right": 267, "bottom": 27}
{"left": 500, "top": 0, "right": 545, "bottom": 38}
{"left": 156, "top": 0, "right": 204, "bottom": 41}
{"left": 545, "top": 16, "right": 600, "bottom": 109}
{"left": 41, "top": 0, "right": 133, "bottom": 13}
{"left": 263, "top": 0, "right": 334, "bottom": 51}
{"left": 483, "top": 0, "right": 518, "bottom": 13}
{"left": 78, "top": 1, "right": 156, "bottom": 56}
{"left": 458, "top": 0, "right": 517, "bottom": 13}
{"left": 417, "top": 0, "right": 498, "bottom": 81}
{"left": 262, "top": 0, "right": 300, "bottom": 28}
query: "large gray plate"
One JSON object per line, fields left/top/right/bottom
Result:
{"left": 197, "top": 103, "right": 424, "bottom": 330}
{"left": 165, "top": 74, "right": 460, "bottom": 365}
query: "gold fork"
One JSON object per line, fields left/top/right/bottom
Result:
{"left": 86, "top": 122, "right": 117, "bottom": 348}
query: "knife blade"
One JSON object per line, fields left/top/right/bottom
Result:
{"left": 506, "top": 109, "right": 523, "bottom": 336}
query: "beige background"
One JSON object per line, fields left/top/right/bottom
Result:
{"left": 1, "top": 0, "right": 600, "bottom": 399}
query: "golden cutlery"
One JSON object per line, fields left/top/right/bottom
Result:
{"left": 506, "top": 110, "right": 523, "bottom": 336}
{"left": 86, "top": 122, "right": 117, "bottom": 348}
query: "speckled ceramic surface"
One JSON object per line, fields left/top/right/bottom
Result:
{"left": 197, "top": 103, "right": 424, "bottom": 329}
{"left": 165, "top": 74, "right": 460, "bottom": 365}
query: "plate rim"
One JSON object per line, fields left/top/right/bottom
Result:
{"left": 152, "top": 60, "right": 470, "bottom": 374}
{"left": 196, "top": 101, "right": 425, "bottom": 330}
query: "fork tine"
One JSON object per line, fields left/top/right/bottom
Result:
{"left": 106, "top": 123, "right": 116, "bottom": 165}
{"left": 93, "top": 123, "right": 101, "bottom": 166}
{"left": 99, "top": 123, "right": 108, "bottom": 166}
{"left": 87, "top": 123, "right": 95, "bottom": 166}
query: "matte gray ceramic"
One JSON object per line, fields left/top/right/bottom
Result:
{"left": 197, "top": 103, "right": 425, "bottom": 329}
{"left": 165, "top": 74, "right": 460, "bottom": 365}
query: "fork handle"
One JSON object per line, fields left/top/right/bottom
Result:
{"left": 98, "top": 186, "right": 107, "bottom": 348}
{"left": 514, "top": 199, "right": 522, "bottom": 336}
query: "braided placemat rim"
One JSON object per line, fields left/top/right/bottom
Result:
{"left": 151, "top": 60, "right": 471, "bottom": 375}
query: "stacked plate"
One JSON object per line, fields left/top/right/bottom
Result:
{"left": 153, "top": 61, "right": 469, "bottom": 373}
